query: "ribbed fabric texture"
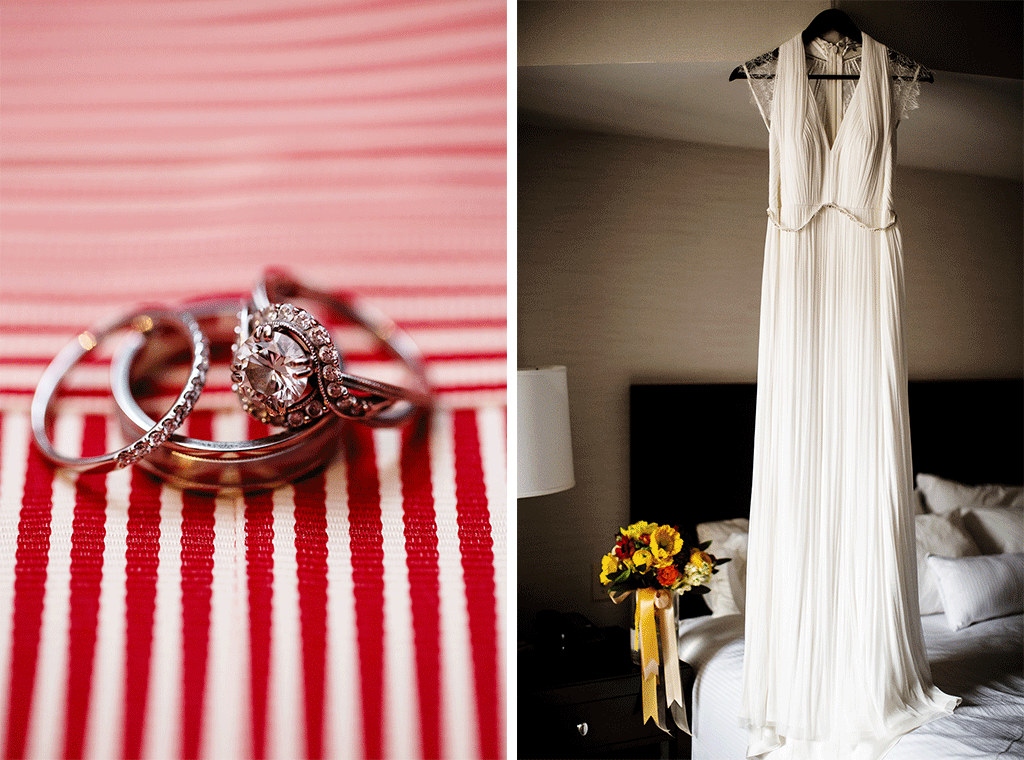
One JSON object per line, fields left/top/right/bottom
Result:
{"left": 0, "top": 2, "right": 506, "bottom": 758}
{"left": 740, "top": 32, "right": 956, "bottom": 760}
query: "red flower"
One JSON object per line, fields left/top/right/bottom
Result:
{"left": 615, "top": 534, "right": 636, "bottom": 558}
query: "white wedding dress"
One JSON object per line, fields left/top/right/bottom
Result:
{"left": 739, "top": 33, "right": 959, "bottom": 759}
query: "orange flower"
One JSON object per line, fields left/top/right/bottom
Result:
{"left": 657, "top": 564, "right": 681, "bottom": 587}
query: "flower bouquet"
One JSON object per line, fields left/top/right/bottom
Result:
{"left": 599, "top": 520, "right": 729, "bottom": 735}
{"left": 600, "top": 520, "right": 726, "bottom": 596}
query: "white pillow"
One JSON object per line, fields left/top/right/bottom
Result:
{"left": 916, "top": 473, "right": 1024, "bottom": 515}
{"left": 927, "top": 553, "right": 1024, "bottom": 630}
{"left": 915, "top": 512, "right": 979, "bottom": 614}
{"left": 722, "top": 532, "right": 749, "bottom": 616}
{"left": 959, "top": 506, "right": 1024, "bottom": 555}
{"left": 696, "top": 532, "right": 748, "bottom": 617}
{"left": 697, "top": 518, "right": 750, "bottom": 550}
{"left": 696, "top": 519, "right": 749, "bottom": 616}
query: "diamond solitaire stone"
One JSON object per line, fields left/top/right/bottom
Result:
{"left": 235, "top": 330, "right": 313, "bottom": 414}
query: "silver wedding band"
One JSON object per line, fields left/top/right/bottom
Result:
{"left": 31, "top": 308, "right": 209, "bottom": 475}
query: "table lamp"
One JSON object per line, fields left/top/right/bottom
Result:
{"left": 518, "top": 365, "right": 575, "bottom": 498}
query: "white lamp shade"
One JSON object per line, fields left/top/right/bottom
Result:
{"left": 518, "top": 366, "right": 575, "bottom": 498}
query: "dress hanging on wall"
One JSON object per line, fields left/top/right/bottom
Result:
{"left": 739, "top": 31, "right": 959, "bottom": 759}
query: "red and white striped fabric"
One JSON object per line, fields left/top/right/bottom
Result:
{"left": 0, "top": 2, "right": 506, "bottom": 759}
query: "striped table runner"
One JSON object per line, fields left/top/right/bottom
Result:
{"left": 0, "top": 2, "right": 507, "bottom": 758}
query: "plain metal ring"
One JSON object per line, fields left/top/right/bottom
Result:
{"left": 110, "top": 298, "right": 346, "bottom": 493}
{"left": 32, "top": 307, "right": 209, "bottom": 474}
{"left": 233, "top": 268, "right": 434, "bottom": 429}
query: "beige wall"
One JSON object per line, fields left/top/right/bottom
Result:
{"left": 517, "top": 124, "right": 1023, "bottom": 635}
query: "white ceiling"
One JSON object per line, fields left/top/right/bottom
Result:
{"left": 519, "top": 62, "right": 1023, "bottom": 181}
{"left": 517, "top": 1, "right": 1023, "bottom": 182}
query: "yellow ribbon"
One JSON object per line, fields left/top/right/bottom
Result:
{"left": 613, "top": 588, "right": 690, "bottom": 735}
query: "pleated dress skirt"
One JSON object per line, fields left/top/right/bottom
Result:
{"left": 741, "top": 209, "right": 960, "bottom": 759}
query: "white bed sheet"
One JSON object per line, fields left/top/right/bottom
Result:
{"left": 678, "top": 612, "right": 1023, "bottom": 759}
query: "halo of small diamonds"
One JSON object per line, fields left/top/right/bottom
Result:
{"left": 232, "top": 301, "right": 410, "bottom": 429}
{"left": 232, "top": 303, "right": 348, "bottom": 429}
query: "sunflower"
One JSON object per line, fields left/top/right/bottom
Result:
{"left": 649, "top": 525, "right": 683, "bottom": 561}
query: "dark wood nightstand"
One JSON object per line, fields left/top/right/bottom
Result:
{"left": 519, "top": 625, "right": 694, "bottom": 759}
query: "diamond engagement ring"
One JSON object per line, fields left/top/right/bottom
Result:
{"left": 110, "top": 298, "right": 346, "bottom": 492}
{"left": 32, "top": 308, "right": 209, "bottom": 474}
{"left": 231, "top": 269, "right": 434, "bottom": 429}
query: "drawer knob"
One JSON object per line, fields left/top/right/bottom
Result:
{"left": 576, "top": 722, "right": 588, "bottom": 736}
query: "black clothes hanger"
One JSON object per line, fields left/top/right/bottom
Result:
{"left": 729, "top": 9, "right": 934, "bottom": 83}
{"left": 801, "top": 8, "right": 862, "bottom": 45}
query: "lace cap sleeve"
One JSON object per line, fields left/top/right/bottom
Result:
{"left": 888, "top": 47, "right": 927, "bottom": 121}
{"left": 742, "top": 50, "right": 779, "bottom": 129}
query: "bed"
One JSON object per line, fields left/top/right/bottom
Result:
{"left": 630, "top": 379, "right": 1024, "bottom": 759}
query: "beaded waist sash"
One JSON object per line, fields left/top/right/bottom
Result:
{"left": 768, "top": 203, "right": 898, "bottom": 232}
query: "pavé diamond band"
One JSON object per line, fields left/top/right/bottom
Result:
{"left": 31, "top": 308, "right": 209, "bottom": 474}
{"left": 233, "top": 269, "right": 434, "bottom": 429}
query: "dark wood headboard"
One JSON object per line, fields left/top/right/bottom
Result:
{"left": 630, "top": 379, "right": 1023, "bottom": 616}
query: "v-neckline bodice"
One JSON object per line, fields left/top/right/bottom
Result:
{"left": 793, "top": 32, "right": 875, "bottom": 152}
{"left": 767, "top": 31, "right": 897, "bottom": 233}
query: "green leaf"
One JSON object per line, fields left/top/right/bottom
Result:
{"left": 611, "top": 568, "right": 631, "bottom": 584}
{"left": 698, "top": 540, "right": 712, "bottom": 551}
{"left": 691, "top": 585, "right": 711, "bottom": 594}
{"left": 716, "top": 557, "right": 732, "bottom": 565}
